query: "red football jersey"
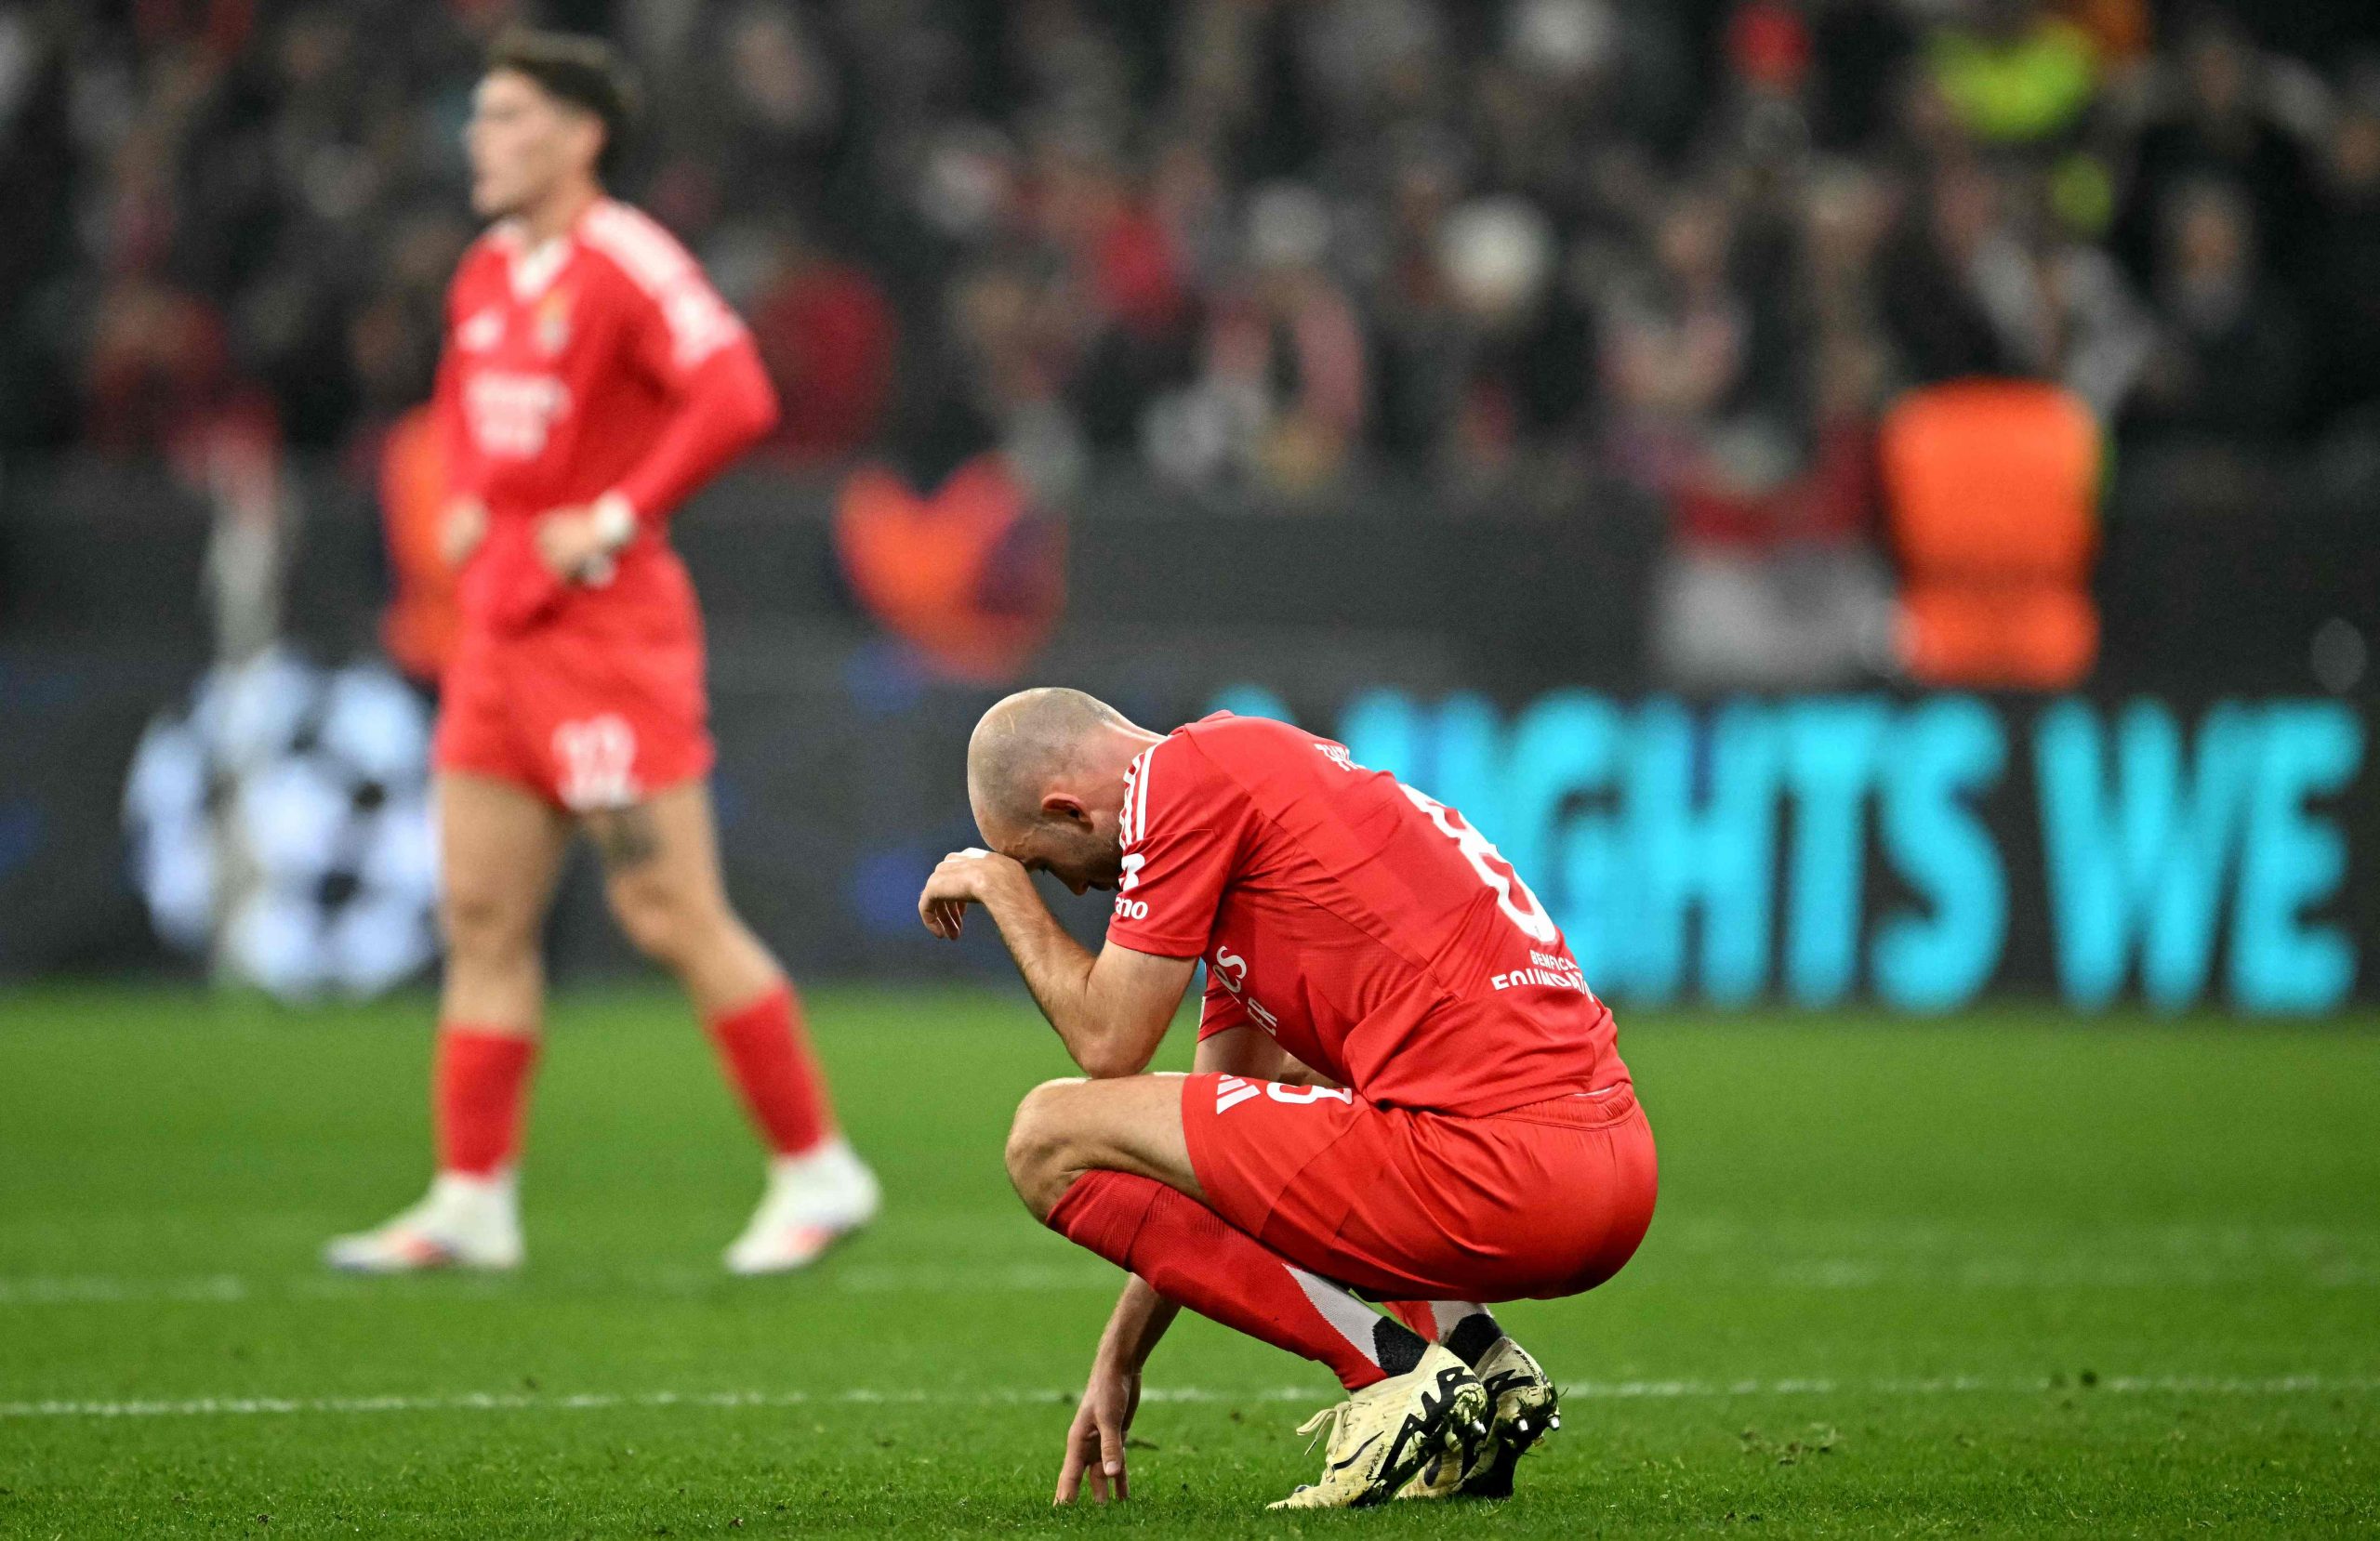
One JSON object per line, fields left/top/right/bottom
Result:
{"left": 1106, "top": 713, "right": 1626, "bottom": 1115}
{"left": 435, "top": 197, "right": 777, "bottom": 636}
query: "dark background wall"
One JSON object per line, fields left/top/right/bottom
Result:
{"left": 3, "top": 454, "right": 2373, "bottom": 1007}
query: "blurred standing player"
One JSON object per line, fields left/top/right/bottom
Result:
{"left": 917, "top": 691, "right": 1656, "bottom": 1508}
{"left": 328, "top": 32, "right": 876, "bottom": 1276}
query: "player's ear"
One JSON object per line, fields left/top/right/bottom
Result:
{"left": 573, "top": 112, "right": 606, "bottom": 176}
{"left": 1041, "top": 791, "right": 1090, "bottom": 827}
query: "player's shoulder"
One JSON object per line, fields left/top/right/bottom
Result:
{"left": 1123, "top": 714, "right": 1326, "bottom": 839}
{"left": 1172, "top": 712, "right": 1338, "bottom": 775}
{"left": 575, "top": 198, "right": 707, "bottom": 300}
{"left": 1121, "top": 720, "right": 1239, "bottom": 846}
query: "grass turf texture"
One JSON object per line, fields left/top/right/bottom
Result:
{"left": 1, "top": 986, "right": 2375, "bottom": 1537}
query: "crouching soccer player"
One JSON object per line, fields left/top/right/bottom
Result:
{"left": 326, "top": 31, "right": 874, "bottom": 1276}
{"left": 917, "top": 690, "right": 1657, "bottom": 1508}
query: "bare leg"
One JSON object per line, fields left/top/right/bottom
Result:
{"left": 1003, "top": 1075, "right": 1200, "bottom": 1220}
{"left": 323, "top": 773, "right": 568, "bottom": 1271}
{"left": 1009, "top": 1076, "right": 1428, "bottom": 1392}
{"left": 437, "top": 773, "right": 572, "bottom": 1034}
{"left": 590, "top": 783, "right": 860, "bottom": 1220}
{"left": 587, "top": 781, "right": 781, "bottom": 1017}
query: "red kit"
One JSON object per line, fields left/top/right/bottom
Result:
{"left": 1107, "top": 713, "right": 1658, "bottom": 1299}
{"left": 429, "top": 198, "right": 778, "bottom": 810}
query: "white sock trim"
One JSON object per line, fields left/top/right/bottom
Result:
{"left": 1428, "top": 1300, "right": 1488, "bottom": 1341}
{"left": 430, "top": 1168, "right": 516, "bottom": 1201}
{"left": 1287, "top": 1265, "right": 1385, "bottom": 1370}
{"left": 767, "top": 1136, "right": 857, "bottom": 1181}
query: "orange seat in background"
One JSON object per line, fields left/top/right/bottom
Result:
{"left": 378, "top": 402, "right": 460, "bottom": 687}
{"left": 1878, "top": 379, "right": 2102, "bottom": 689}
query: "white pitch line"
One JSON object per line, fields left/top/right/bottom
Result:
{"left": 0, "top": 1266, "right": 1122, "bottom": 1307}
{"left": 6, "top": 1251, "right": 2376, "bottom": 1309}
{"left": 3, "top": 1375, "right": 2374, "bottom": 1421}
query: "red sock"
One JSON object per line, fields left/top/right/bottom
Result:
{"left": 705, "top": 983, "right": 835, "bottom": 1156}
{"left": 1048, "top": 1170, "right": 1425, "bottom": 1390}
{"left": 433, "top": 1026, "right": 538, "bottom": 1177}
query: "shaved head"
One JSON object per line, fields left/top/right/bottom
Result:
{"left": 965, "top": 688, "right": 1157, "bottom": 893}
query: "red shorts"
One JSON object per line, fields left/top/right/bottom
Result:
{"left": 432, "top": 622, "right": 712, "bottom": 812}
{"left": 1181, "top": 1073, "right": 1656, "bottom": 1302}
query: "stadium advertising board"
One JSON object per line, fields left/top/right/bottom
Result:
{"left": 1206, "top": 688, "right": 2370, "bottom": 1015}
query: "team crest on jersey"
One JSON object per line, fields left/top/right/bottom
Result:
{"left": 457, "top": 308, "right": 504, "bottom": 353}
{"left": 534, "top": 289, "right": 574, "bottom": 355}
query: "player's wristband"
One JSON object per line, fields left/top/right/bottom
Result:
{"left": 590, "top": 492, "right": 637, "bottom": 554}
{"left": 579, "top": 493, "right": 635, "bottom": 586}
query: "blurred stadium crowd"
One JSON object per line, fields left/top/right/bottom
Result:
{"left": 5, "top": 0, "right": 2379, "bottom": 534}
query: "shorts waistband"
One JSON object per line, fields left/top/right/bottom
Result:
{"left": 1493, "top": 1082, "right": 1638, "bottom": 1128}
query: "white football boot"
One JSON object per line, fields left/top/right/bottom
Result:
{"left": 1396, "top": 1334, "right": 1561, "bottom": 1500}
{"left": 722, "top": 1136, "right": 879, "bottom": 1275}
{"left": 1268, "top": 1345, "right": 1490, "bottom": 1509}
{"left": 323, "top": 1171, "right": 523, "bottom": 1273}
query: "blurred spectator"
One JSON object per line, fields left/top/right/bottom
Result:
{"left": 1145, "top": 183, "right": 1367, "bottom": 494}
{"left": 1884, "top": 161, "right": 2151, "bottom": 416}
{"left": 747, "top": 228, "right": 898, "bottom": 464}
{"left": 2309, "top": 79, "right": 2380, "bottom": 430}
{"left": 1876, "top": 160, "right": 2016, "bottom": 384}
{"left": 12, "top": 0, "right": 2380, "bottom": 683}
{"left": 1640, "top": 174, "right": 1895, "bottom": 690}
{"left": 1924, "top": 0, "right": 2100, "bottom": 148}
{"left": 1373, "top": 190, "right": 1595, "bottom": 494}
{"left": 1602, "top": 190, "right": 1752, "bottom": 490}
{"left": 81, "top": 276, "right": 274, "bottom": 468}
{"left": 2113, "top": 12, "right": 2321, "bottom": 297}
{"left": 2125, "top": 179, "right": 2306, "bottom": 443}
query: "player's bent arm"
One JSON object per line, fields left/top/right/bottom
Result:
{"left": 606, "top": 340, "right": 779, "bottom": 530}
{"left": 1058, "top": 1028, "right": 1318, "bottom": 1501}
{"left": 1012, "top": 931, "right": 1194, "bottom": 1081}
{"left": 1099, "top": 1275, "right": 1179, "bottom": 1373}
{"left": 917, "top": 850, "right": 1195, "bottom": 1077}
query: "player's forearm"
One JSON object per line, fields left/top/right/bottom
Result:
{"left": 1097, "top": 1275, "right": 1180, "bottom": 1373}
{"left": 609, "top": 345, "right": 779, "bottom": 525}
{"left": 980, "top": 886, "right": 1143, "bottom": 1076}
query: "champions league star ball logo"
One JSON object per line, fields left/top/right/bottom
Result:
{"left": 124, "top": 650, "right": 440, "bottom": 1000}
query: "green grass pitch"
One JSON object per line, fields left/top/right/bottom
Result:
{"left": 1, "top": 984, "right": 2375, "bottom": 1537}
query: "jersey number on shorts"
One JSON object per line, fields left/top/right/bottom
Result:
{"left": 1398, "top": 784, "right": 1560, "bottom": 944}
{"left": 554, "top": 714, "right": 640, "bottom": 811}
{"left": 1216, "top": 1075, "right": 1355, "bottom": 1114}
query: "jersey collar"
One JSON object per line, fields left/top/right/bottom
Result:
{"left": 491, "top": 200, "right": 601, "bottom": 302}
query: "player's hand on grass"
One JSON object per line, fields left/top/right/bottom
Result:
{"left": 917, "top": 848, "right": 1025, "bottom": 940}
{"left": 441, "top": 498, "right": 488, "bottom": 568}
{"left": 1054, "top": 1358, "right": 1141, "bottom": 1505}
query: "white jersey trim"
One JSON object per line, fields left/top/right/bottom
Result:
{"left": 1119, "top": 741, "right": 1165, "bottom": 851}
{"left": 579, "top": 199, "right": 744, "bottom": 371}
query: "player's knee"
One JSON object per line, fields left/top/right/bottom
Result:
{"left": 1005, "top": 1078, "right": 1089, "bottom": 1220}
{"left": 606, "top": 877, "right": 699, "bottom": 967}
{"left": 441, "top": 881, "right": 536, "bottom": 963}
